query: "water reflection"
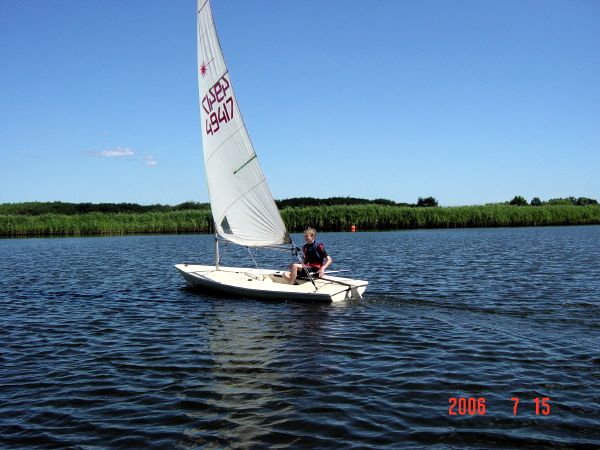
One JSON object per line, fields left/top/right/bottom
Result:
{"left": 176, "top": 294, "right": 333, "bottom": 446}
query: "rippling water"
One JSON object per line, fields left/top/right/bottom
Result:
{"left": 1, "top": 227, "right": 599, "bottom": 448}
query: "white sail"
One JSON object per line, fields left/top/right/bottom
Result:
{"left": 197, "top": 0, "right": 289, "bottom": 247}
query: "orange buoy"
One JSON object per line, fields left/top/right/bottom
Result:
{"left": 351, "top": 224, "right": 356, "bottom": 232}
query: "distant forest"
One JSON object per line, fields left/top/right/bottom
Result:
{"left": 0, "top": 201, "right": 209, "bottom": 216}
{"left": 0, "top": 196, "right": 598, "bottom": 216}
{"left": 0, "top": 197, "right": 418, "bottom": 215}
{"left": 507, "top": 195, "right": 598, "bottom": 206}
{"left": 0, "top": 196, "right": 597, "bottom": 216}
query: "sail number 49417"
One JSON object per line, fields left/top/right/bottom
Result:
{"left": 202, "top": 75, "right": 234, "bottom": 136}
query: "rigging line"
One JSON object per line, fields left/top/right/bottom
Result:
{"left": 291, "top": 240, "right": 319, "bottom": 291}
{"left": 246, "top": 247, "right": 265, "bottom": 278}
{"left": 301, "top": 259, "right": 319, "bottom": 291}
{"left": 219, "top": 240, "right": 228, "bottom": 265}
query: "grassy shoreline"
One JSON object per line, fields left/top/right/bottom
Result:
{"left": 1, "top": 204, "right": 600, "bottom": 237}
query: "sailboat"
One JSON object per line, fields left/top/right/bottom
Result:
{"left": 175, "top": 0, "right": 368, "bottom": 302}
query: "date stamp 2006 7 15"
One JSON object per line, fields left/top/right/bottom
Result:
{"left": 448, "top": 397, "right": 551, "bottom": 416}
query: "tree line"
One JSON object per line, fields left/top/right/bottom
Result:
{"left": 3, "top": 196, "right": 598, "bottom": 217}
{"left": 275, "top": 196, "right": 439, "bottom": 208}
{"left": 0, "top": 201, "right": 209, "bottom": 216}
{"left": 508, "top": 196, "right": 598, "bottom": 206}
{"left": 2, "top": 196, "right": 598, "bottom": 217}
{"left": 0, "top": 197, "right": 440, "bottom": 215}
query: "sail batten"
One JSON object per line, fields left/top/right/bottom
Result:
{"left": 197, "top": 0, "right": 289, "bottom": 247}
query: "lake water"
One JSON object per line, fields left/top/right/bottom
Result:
{"left": 1, "top": 227, "right": 599, "bottom": 449}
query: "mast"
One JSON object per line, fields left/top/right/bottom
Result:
{"left": 214, "top": 233, "right": 220, "bottom": 269}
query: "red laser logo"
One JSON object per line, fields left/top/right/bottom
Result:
{"left": 199, "top": 58, "right": 214, "bottom": 78}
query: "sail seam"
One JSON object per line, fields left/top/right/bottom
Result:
{"left": 204, "top": 122, "right": 245, "bottom": 165}
{"left": 218, "top": 177, "right": 268, "bottom": 224}
{"left": 198, "top": 23, "right": 216, "bottom": 48}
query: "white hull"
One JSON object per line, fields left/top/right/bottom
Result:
{"left": 175, "top": 264, "right": 368, "bottom": 303}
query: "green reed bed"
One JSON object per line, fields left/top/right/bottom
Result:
{"left": 0, "top": 210, "right": 212, "bottom": 236}
{"left": 281, "top": 204, "right": 600, "bottom": 232}
{"left": 1, "top": 205, "right": 599, "bottom": 237}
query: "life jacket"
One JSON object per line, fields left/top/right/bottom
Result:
{"left": 303, "top": 241, "right": 325, "bottom": 268}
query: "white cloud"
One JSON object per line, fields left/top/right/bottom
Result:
{"left": 96, "top": 147, "right": 135, "bottom": 157}
{"left": 89, "top": 147, "right": 157, "bottom": 166}
{"left": 144, "top": 155, "right": 158, "bottom": 166}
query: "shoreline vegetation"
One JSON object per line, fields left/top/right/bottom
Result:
{"left": 1, "top": 197, "right": 599, "bottom": 237}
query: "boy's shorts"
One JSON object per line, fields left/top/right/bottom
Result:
{"left": 296, "top": 265, "right": 319, "bottom": 279}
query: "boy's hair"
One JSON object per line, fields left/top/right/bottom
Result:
{"left": 303, "top": 227, "right": 317, "bottom": 238}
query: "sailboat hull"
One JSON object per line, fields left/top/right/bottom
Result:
{"left": 175, "top": 264, "right": 367, "bottom": 303}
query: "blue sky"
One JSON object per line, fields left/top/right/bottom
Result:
{"left": 1, "top": 0, "right": 598, "bottom": 206}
